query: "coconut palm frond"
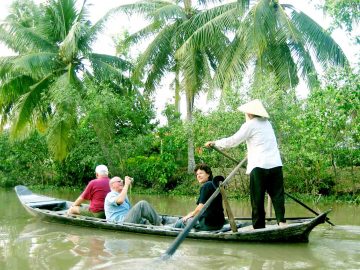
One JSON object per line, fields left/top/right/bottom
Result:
{"left": 41, "top": 0, "right": 79, "bottom": 41}
{"left": 86, "top": 4, "right": 125, "bottom": 47}
{"left": 259, "top": 43, "right": 299, "bottom": 89}
{"left": 182, "top": 49, "right": 206, "bottom": 96}
{"left": 10, "top": 78, "right": 50, "bottom": 139}
{"left": 289, "top": 42, "right": 319, "bottom": 89}
{"left": 0, "top": 56, "right": 16, "bottom": 80}
{"left": 177, "top": 2, "right": 239, "bottom": 57}
{"left": 46, "top": 111, "right": 76, "bottom": 160}
{"left": 290, "top": 8, "right": 348, "bottom": 67}
{"left": 200, "top": 51, "right": 215, "bottom": 99}
{"left": 202, "top": 27, "right": 229, "bottom": 70}
{"left": 196, "top": 0, "right": 249, "bottom": 8}
{"left": 212, "top": 3, "right": 269, "bottom": 88}
{"left": 89, "top": 54, "right": 132, "bottom": 86}
{"left": 112, "top": 0, "right": 165, "bottom": 16}
{"left": 150, "top": 1, "right": 186, "bottom": 22}
{"left": 0, "top": 75, "right": 35, "bottom": 106}
{"left": 0, "top": 22, "right": 55, "bottom": 53}
{"left": 276, "top": 4, "right": 301, "bottom": 43}
{"left": 112, "top": 0, "right": 184, "bottom": 22}
{"left": 50, "top": 71, "right": 81, "bottom": 108}
{"left": 90, "top": 53, "right": 132, "bottom": 70}
{"left": 12, "top": 52, "right": 59, "bottom": 79}
{"left": 196, "top": 0, "right": 225, "bottom": 6}
{"left": 59, "top": 21, "right": 87, "bottom": 62}
{"left": 124, "top": 20, "right": 163, "bottom": 48}
{"left": 5, "top": 0, "right": 42, "bottom": 27}
{"left": 0, "top": 103, "right": 12, "bottom": 131}
{"left": 214, "top": 34, "right": 249, "bottom": 88}
{"left": 77, "top": 0, "right": 90, "bottom": 21}
{"left": 0, "top": 57, "right": 35, "bottom": 107}
{"left": 133, "top": 23, "right": 177, "bottom": 89}
{"left": 249, "top": 0, "right": 279, "bottom": 56}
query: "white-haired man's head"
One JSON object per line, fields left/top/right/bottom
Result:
{"left": 95, "top": 165, "right": 109, "bottom": 177}
{"left": 109, "top": 176, "right": 124, "bottom": 191}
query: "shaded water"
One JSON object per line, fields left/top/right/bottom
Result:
{"left": 1, "top": 188, "right": 359, "bottom": 270}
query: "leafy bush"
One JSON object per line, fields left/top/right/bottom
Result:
{"left": 0, "top": 132, "right": 54, "bottom": 187}
{"left": 125, "top": 153, "right": 178, "bottom": 190}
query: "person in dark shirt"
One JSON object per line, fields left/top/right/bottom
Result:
{"left": 174, "top": 163, "right": 225, "bottom": 231}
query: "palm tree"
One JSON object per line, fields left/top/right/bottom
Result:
{"left": 177, "top": 0, "right": 348, "bottom": 93}
{"left": 115, "top": 0, "right": 227, "bottom": 172}
{"left": 0, "top": 0, "right": 131, "bottom": 160}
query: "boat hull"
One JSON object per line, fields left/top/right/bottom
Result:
{"left": 14, "top": 185, "right": 329, "bottom": 243}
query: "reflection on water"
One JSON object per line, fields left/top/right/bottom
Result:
{"left": 1, "top": 188, "right": 360, "bottom": 270}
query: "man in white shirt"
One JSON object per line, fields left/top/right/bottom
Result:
{"left": 104, "top": 176, "right": 163, "bottom": 225}
{"left": 205, "top": 99, "right": 286, "bottom": 229}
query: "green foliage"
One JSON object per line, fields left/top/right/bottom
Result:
{"left": 0, "top": 0, "right": 133, "bottom": 161}
{"left": 122, "top": 125, "right": 188, "bottom": 191}
{"left": 125, "top": 153, "right": 178, "bottom": 190}
{"left": 0, "top": 0, "right": 359, "bottom": 200}
{"left": 323, "top": 0, "right": 360, "bottom": 32}
{"left": 177, "top": 0, "right": 348, "bottom": 92}
{"left": 115, "top": 0, "right": 230, "bottom": 172}
{"left": 0, "top": 131, "right": 53, "bottom": 187}
{"left": 55, "top": 80, "right": 157, "bottom": 185}
{"left": 279, "top": 67, "right": 359, "bottom": 194}
{"left": 191, "top": 108, "right": 247, "bottom": 167}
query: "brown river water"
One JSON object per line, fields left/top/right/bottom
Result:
{"left": 1, "top": 188, "right": 359, "bottom": 270}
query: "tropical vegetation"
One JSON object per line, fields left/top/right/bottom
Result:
{"left": 114, "top": 0, "right": 348, "bottom": 173}
{"left": 0, "top": 0, "right": 359, "bottom": 203}
{"left": 0, "top": 0, "right": 134, "bottom": 163}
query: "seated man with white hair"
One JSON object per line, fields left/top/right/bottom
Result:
{"left": 68, "top": 164, "right": 111, "bottom": 218}
{"left": 105, "top": 176, "right": 167, "bottom": 225}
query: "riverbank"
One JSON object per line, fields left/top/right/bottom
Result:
{"left": 18, "top": 182, "right": 359, "bottom": 205}
{"left": 3, "top": 165, "right": 359, "bottom": 205}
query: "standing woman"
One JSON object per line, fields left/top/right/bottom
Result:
{"left": 175, "top": 163, "right": 225, "bottom": 231}
{"left": 205, "top": 99, "right": 286, "bottom": 229}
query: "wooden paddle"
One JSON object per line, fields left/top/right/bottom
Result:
{"left": 162, "top": 156, "right": 247, "bottom": 260}
{"left": 284, "top": 192, "right": 335, "bottom": 226}
{"left": 210, "top": 145, "right": 335, "bottom": 226}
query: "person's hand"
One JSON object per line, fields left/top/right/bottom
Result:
{"left": 182, "top": 213, "right": 193, "bottom": 222}
{"left": 67, "top": 205, "right": 78, "bottom": 215}
{"left": 204, "top": 141, "right": 215, "bottom": 148}
{"left": 124, "top": 176, "right": 133, "bottom": 186}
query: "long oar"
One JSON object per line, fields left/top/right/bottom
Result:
{"left": 284, "top": 192, "right": 335, "bottom": 226}
{"left": 162, "top": 156, "right": 247, "bottom": 260}
{"left": 210, "top": 145, "right": 335, "bottom": 226}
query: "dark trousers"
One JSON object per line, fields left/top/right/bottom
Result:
{"left": 250, "top": 166, "right": 285, "bottom": 229}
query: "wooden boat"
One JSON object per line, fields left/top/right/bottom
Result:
{"left": 15, "top": 185, "right": 330, "bottom": 243}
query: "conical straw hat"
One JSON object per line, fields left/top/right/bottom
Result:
{"left": 238, "top": 99, "right": 270, "bottom": 118}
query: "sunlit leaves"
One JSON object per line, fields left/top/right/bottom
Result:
{"left": 0, "top": 0, "right": 133, "bottom": 161}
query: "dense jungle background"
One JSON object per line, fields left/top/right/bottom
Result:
{"left": 0, "top": 0, "right": 359, "bottom": 202}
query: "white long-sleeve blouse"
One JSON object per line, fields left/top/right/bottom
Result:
{"left": 214, "top": 117, "right": 282, "bottom": 174}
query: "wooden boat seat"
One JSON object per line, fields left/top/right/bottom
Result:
{"left": 28, "top": 200, "right": 68, "bottom": 211}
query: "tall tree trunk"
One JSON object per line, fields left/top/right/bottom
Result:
{"left": 185, "top": 87, "right": 195, "bottom": 174}
{"left": 174, "top": 64, "right": 180, "bottom": 114}
{"left": 184, "top": 0, "right": 195, "bottom": 173}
